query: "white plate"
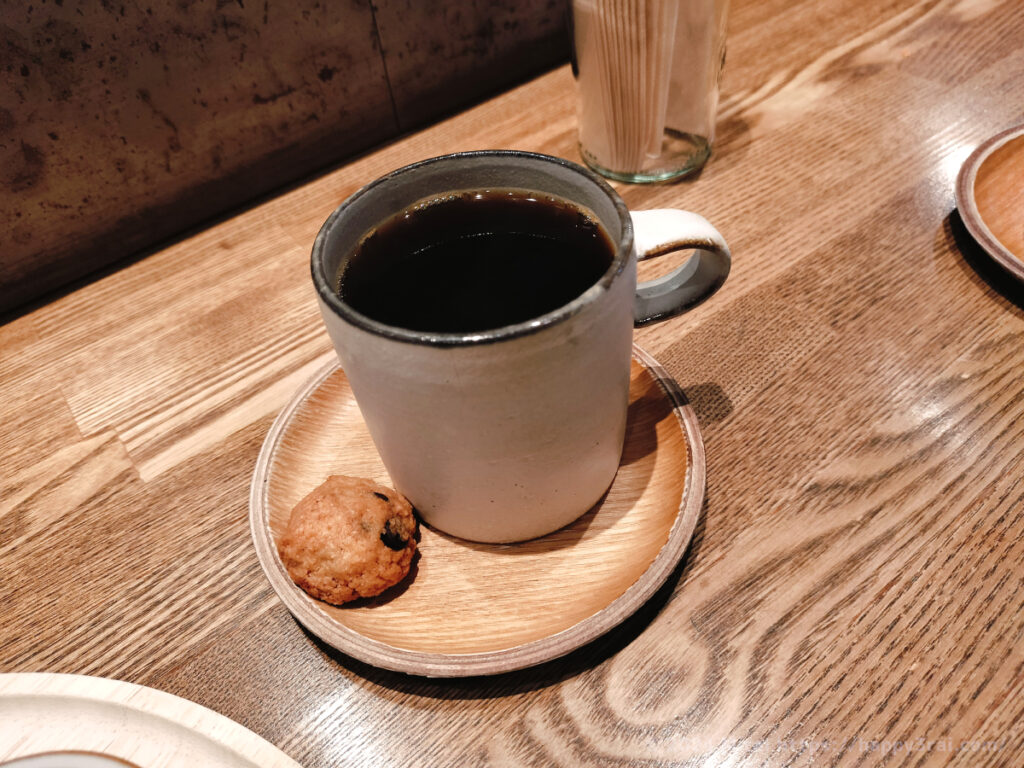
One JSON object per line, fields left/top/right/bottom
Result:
{"left": 0, "top": 674, "right": 300, "bottom": 768}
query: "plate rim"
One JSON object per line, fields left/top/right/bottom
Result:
{"left": 1, "top": 752, "right": 139, "bottom": 768}
{"left": 954, "top": 122, "right": 1024, "bottom": 282}
{"left": 0, "top": 673, "right": 300, "bottom": 767}
{"left": 249, "top": 343, "right": 705, "bottom": 677}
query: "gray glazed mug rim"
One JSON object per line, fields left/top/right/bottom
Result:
{"left": 310, "top": 150, "right": 634, "bottom": 348}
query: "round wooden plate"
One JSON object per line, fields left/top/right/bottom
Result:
{"left": 249, "top": 344, "right": 705, "bottom": 677}
{"left": 955, "top": 122, "right": 1024, "bottom": 281}
{"left": 0, "top": 673, "right": 300, "bottom": 767}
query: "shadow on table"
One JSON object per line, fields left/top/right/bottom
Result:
{"left": 676, "top": 381, "right": 733, "bottom": 427}
{"left": 945, "top": 209, "right": 1024, "bottom": 315}
{"left": 303, "top": 495, "right": 709, "bottom": 698}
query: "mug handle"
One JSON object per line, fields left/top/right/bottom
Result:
{"left": 631, "top": 209, "right": 731, "bottom": 327}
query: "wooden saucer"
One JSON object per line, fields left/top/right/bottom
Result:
{"left": 249, "top": 344, "right": 705, "bottom": 677}
{"left": 955, "top": 122, "right": 1024, "bottom": 281}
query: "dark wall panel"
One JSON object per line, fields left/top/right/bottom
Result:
{"left": 375, "top": 0, "right": 568, "bottom": 129}
{"left": 0, "top": 0, "right": 570, "bottom": 314}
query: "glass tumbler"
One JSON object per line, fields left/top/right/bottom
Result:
{"left": 571, "top": 0, "right": 729, "bottom": 183}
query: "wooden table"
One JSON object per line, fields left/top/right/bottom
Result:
{"left": 4, "top": 0, "right": 1024, "bottom": 764}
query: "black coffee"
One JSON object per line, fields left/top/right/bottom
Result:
{"left": 336, "top": 189, "right": 615, "bottom": 333}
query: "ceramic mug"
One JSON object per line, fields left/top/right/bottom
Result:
{"left": 311, "top": 150, "right": 729, "bottom": 543}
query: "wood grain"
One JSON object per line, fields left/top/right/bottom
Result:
{"left": 2, "top": 0, "right": 1024, "bottom": 765}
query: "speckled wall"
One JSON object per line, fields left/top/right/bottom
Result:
{"left": 375, "top": 0, "right": 568, "bottom": 129}
{"left": 0, "top": 0, "right": 568, "bottom": 313}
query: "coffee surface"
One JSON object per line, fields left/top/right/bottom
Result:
{"left": 336, "top": 189, "right": 615, "bottom": 333}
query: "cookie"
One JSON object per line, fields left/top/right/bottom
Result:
{"left": 277, "top": 475, "right": 417, "bottom": 605}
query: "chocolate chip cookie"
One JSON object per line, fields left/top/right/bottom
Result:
{"left": 277, "top": 475, "right": 417, "bottom": 605}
